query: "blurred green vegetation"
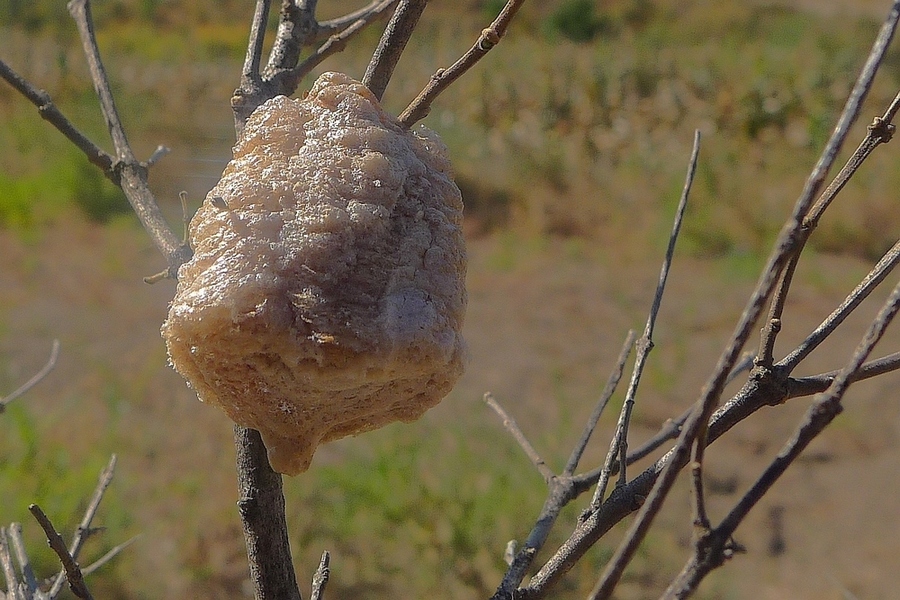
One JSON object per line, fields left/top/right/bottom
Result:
{"left": 2, "top": 1, "right": 895, "bottom": 258}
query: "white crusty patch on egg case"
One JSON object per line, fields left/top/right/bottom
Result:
{"left": 162, "top": 72, "right": 467, "bottom": 475}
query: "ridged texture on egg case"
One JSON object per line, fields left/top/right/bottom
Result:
{"left": 162, "top": 72, "right": 466, "bottom": 475}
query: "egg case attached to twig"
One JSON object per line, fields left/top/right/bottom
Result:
{"left": 162, "top": 72, "right": 467, "bottom": 475}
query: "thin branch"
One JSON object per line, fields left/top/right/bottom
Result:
{"left": 266, "top": 0, "right": 393, "bottom": 76}
{"left": 66, "top": 0, "right": 190, "bottom": 278}
{"left": 67, "top": 0, "right": 132, "bottom": 160}
{"left": 785, "top": 351, "right": 900, "bottom": 397}
{"left": 0, "top": 528, "right": 23, "bottom": 600}
{"left": 490, "top": 334, "right": 635, "bottom": 599}
{"left": 29, "top": 506, "right": 93, "bottom": 600}
{"left": 664, "top": 277, "right": 900, "bottom": 598}
{"left": 47, "top": 455, "right": 116, "bottom": 598}
{"left": 619, "top": 349, "right": 754, "bottom": 469}
{"left": 80, "top": 535, "right": 140, "bottom": 578}
{"left": 8, "top": 524, "right": 38, "bottom": 596}
{"left": 234, "top": 426, "right": 302, "bottom": 600}
{"left": 484, "top": 393, "right": 554, "bottom": 483}
{"left": 589, "top": 131, "right": 700, "bottom": 511}
{"left": 241, "top": 0, "right": 272, "bottom": 89}
{"left": 563, "top": 331, "right": 636, "bottom": 476}
{"left": 782, "top": 236, "right": 900, "bottom": 371}
{"left": 398, "top": 0, "right": 527, "bottom": 127}
{"left": 269, "top": 0, "right": 398, "bottom": 98}
{"left": 362, "top": 0, "right": 428, "bottom": 101}
{"left": 522, "top": 9, "right": 900, "bottom": 597}
{"left": 309, "top": 551, "right": 330, "bottom": 600}
{"left": 0, "top": 59, "right": 114, "bottom": 176}
{"left": 0, "top": 340, "right": 59, "bottom": 414}
{"left": 757, "top": 94, "right": 900, "bottom": 368}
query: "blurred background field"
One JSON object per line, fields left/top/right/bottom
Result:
{"left": 2, "top": 1, "right": 900, "bottom": 598}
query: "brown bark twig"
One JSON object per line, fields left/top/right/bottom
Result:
{"left": 398, "top": 0, "right": 527, "bottom": 127}
{"left": 520, "top": 4, "right": 900, "bottom": 597}
{"left": 663, "top": 277, "right": 900, "bottom": 598}
{"left": 757, "top": 91, "right": 900, "bottom": 368}
{"left": 590, "top": 131, "right": 700, "bottom": 512}
{"left": 47, "top": 455, "right": 117, "bottom": 598}
{"left": 489, "top": 333, "right": 636, "bottom": 599}
{"left": 0, "top": 340, "right": 59, "bottom": 414}
{"left": 0, "top": 59, "right": 114, "bottom": 175}
{"left": 29, "top": 506, "right": 94, "bottom": 600}
{"left": 234, "top": 426, "right": 302, "bottom": 600}
{"left": 563, "top": 330, "right": 636, "bottom": 476}
{"left": 309, "top": 551, "right": 330, "bottom": 600}
{"left": 362, "top": 0, "right": 428, "bottom": 100}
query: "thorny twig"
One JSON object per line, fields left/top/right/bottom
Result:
{"left": 590, "top": 131, "right": 700, "bottom": 513}
{"left": 0, "top": 340, "right": 59, "bottom": 414}
{"left": 398, "top": 0, "right": 527, "bottom": 127}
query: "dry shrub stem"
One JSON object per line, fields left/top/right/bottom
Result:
{"left": 362, "top": 0, "right": 429, "bottom": 100}
{"left": 563, "top": 330, "right": 637, "bottom": 476}
{"left": 590, "top": 131, "right": 701, "bottom": 514}
{"left": 233, "top": 427, "right": 302, "bottom": 600}
{"left": 233, "top": 0, "right": 398, "bottom": 129}
{"left": 488, "top": 331, "right": 636, "bottom": 600}
{"left": 518, "top": 3, "right": 900, "bottom": 598}
{"left": 309, "top": 551, "right": 331, "bottom": 600}
{"left": 46, "top": 455, "right": 118, "bottom": 598}
{"left": 757, "top": 93, "right": 900, "bottom": 368}
{"left": 664, "top": 277, "right": 900, "bottom": 599}
{"left": 0, "top": 426, "right": 120, "bottom": 596}
{"left": 29, "top": 506, "right": 94, "bottom": 600}
{"left": 66, "top": 0, "right": 190, "bottom": 280}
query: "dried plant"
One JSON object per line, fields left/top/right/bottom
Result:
{"left": 2, "top": 1, "right": 900, "bottom": 599}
